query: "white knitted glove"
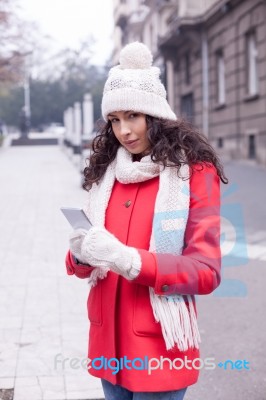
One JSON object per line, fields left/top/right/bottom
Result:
{"left": 69, "top": 228, "right": 88, "bottom": 263}
{"left": 70, "top": 227, "right": 141, "bottom": 280}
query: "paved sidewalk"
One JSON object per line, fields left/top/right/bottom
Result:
{"left": 0, "top": 144, "right": 104, "bottom": 400}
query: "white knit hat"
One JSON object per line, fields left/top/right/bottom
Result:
{"left": 101, "top": 42, "right": 177, "bottom": 121}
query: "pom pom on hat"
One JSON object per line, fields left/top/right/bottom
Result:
{"left": 101, "top": 41, "right": 177, "bottom": 121}
{"left": 119, "top": 42, "right": 153, "bottom": 69}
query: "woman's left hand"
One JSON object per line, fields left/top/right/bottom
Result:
{"left": 70, "top": 226, "right": 141, "bottom": 279}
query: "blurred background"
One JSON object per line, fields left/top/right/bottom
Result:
{"left": 0, "top": 0, "right": 113, "bottom": 140}
{"left": 0, "top": 0, "right": 265, "bottom": 163}
{"left": 0, "top": 1, "right": 265, "bottom": 400}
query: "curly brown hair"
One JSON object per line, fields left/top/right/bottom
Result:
{"left": 83, "top": 116, "right": 228, "bottom": 191}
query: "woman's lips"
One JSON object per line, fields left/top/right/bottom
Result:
{"left": 124, "top": 139, "right": 139, "bottom": 148}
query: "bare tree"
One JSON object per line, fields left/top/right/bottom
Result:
{"left": 0, "top": 0, "right": 34, "bottom": 83}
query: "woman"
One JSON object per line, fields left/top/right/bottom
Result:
{"left": 66, "top": 42, "right": 228, "bottom": 400}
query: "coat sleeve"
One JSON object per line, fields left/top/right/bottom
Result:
{"left": 65, "top": 250, "right": 94, "bottom": 279}
{"left": 133, "top": 163, "right": 221, "bottom": 295}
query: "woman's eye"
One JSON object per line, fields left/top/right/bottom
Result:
{"left": 129, "top": 113, "right": 138, "bottom": 119}
{"left": 110, "top": 118, "right": 118, "bottom": 123}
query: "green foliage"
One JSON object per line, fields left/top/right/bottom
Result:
{"left": 0, "top": 85, "right": 24, "bottom": 126}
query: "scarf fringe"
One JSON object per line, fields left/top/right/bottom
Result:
{"left": 88, "top": 268, "right": 109, "bottom": 287}
{"left": 149, "top": 288, "right": 201, "bottom": 351}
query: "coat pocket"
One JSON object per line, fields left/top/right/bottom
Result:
{"left": 87, "top": 282, "right": 102, "bottom": 326}
{"left": 133, "top": 285, "right": 162, "bottom": 337}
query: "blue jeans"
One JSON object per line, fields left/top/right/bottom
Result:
{"left": 101, "top": 379, "right": 187, "bottom": 400}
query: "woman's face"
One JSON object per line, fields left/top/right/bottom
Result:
{"left": 108, "top": 111, "right": 150, "bottom": 155}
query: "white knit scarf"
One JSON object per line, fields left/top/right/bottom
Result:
{"left": 85, "top": 147, "right": 200, "bottom": 351}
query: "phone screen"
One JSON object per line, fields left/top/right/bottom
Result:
{"left": 60, "top": 207, "right": 93, "bottom": 230}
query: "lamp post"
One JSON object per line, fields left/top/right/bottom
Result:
{"left": 24, "top": 69, "right": 31, "bottom": 124}
{"left": 20, "top": 51, "right": 32, "bottom": 137}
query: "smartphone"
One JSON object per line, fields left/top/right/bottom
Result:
{"left": 60, "top": 207, "right": 93, "bottom": 230}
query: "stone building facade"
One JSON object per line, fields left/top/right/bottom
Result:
{"left": 113, "top": 0, "right": 266, "bottom": 165}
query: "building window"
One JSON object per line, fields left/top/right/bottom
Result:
{"left": 185, "top": 52, "right": 190, "bottom": 85}
{"left": 181, "top": 93, "right": 194, "bottom": 123}
{"left": 248, "top": 134, "right": 256, "bottom": 159}
{"left": 216, "top": 50, "right": 225, "bottom": 105}
{"left": 246, "top": 31, "right": 259, "bottom": 96}
{"left": 218, "top": 137, "right": 223, "bottom": 148}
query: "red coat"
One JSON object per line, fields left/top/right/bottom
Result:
{"left": 65, "top": 163, "right": 221, "bottom": 391}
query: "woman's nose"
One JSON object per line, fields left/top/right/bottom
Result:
{"left": 120, "top": 120, "right": 131, "bottom": 135}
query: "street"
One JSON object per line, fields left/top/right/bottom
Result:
{"left": 186, "top": 159, "right": 266, "bottom": 400}
{"left": 0, "top": 143, "right": 265, "bottom": 400}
